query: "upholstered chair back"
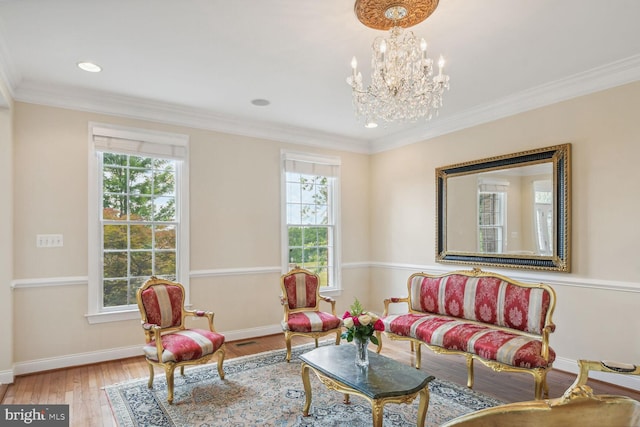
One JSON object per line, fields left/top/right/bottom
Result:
{"left": 282, "top": 270, "right": 319, "bottom": 311}
{"left": 139, "top": 282, "right": 185, "bottom": 330}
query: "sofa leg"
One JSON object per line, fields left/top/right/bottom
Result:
{"left": 466, "top": 355, "right": 474, "bottom": 389}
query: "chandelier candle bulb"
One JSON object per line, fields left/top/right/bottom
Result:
{"left": 438, "top": 55, "right": 445, "bottom": 76}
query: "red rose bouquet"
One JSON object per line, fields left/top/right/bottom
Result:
{"left": 341, "top": 298, "right": 385, "bottom": 345}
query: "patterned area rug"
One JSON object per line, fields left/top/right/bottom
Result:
{"left": 105, "top": 344, "right": 503, "bottom": 426}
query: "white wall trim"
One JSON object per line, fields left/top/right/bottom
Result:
{"left": 223, "top": 324, "right": 282, "bottom": 343}
{"left": 10, "top": 55, "right": 640, "bottom": 155}
{"left": 369, "top": 261, "right": 640, "bottom": 294}
{"left": 9, "top": 324, "right": 283, "bottom": 379}
{"left": 8, "top": 324, "right": 639, "bottom": 392}
{"left": 371, "top": 54, "right": 640, "bottom": 153}
{"left": 11, "top": 263, "right": 640, "bottom": 294}
{"left": 11, "top": 276, "right": 88, "bottom": 289}
{"left": 13, "top": 81, "right": 371, "bottom": 154}
{"left": 190, "top": 266, "right": 281, "bottom": 278}
{"left": 12, "top": 345, "right": 142, "bottom": 377}
{"left": 0, "top": 369, "right": 13, "bottom": 385}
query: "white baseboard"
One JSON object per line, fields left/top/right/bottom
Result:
{"left": 553, "top": 356, "right": 640, "bottom": 392}
{"left": 12, "top": 345, "right": 142, "bottom": 377}
{"left": 0, "top": 369, "right": 13, "bottom": 385}
{"left": 7, "top": 326, "right": 640, "bottom": 394}
{"left": 222, "top": 324, "right": 282, "bottom": 343}
{"left": 8, "top": 324, "right": 283, "bottom": 381}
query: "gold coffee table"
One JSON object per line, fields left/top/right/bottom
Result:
{"left": 300, "top": 345, "right": 434, "bottom": 427}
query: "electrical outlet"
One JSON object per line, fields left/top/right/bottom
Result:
{"left": 36, "top": 234, "right": 64, "bottom": 248}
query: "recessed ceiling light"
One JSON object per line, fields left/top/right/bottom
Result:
{"left": 77, "top": 61, "right": 102, "bottom": 73}
{"left": 251, "top": 99, "right": 270, "bottom": 107}
{"left": 365, "top": 121, "right": 378, "bottom": 128}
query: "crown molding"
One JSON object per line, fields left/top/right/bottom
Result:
{"left": 0, "top": 27, "right": 19, "bottom": 108}
{"left": 9, "top": 54, "right": 640, "bottom": 154}
{"left": 371, "top": 54, "right": 640, "bottom": 153}
{"left": 13, "top": 81, "right": 372, "bottom": 154}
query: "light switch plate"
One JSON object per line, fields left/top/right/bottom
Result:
{"left": 36, "top": 234, "right": 64, "bottom": 248}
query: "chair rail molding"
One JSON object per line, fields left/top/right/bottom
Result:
{"left": 11, "top": 266, "right": 640, "bottom": 294}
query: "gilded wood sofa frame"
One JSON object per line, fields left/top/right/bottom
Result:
{"left": 377, "top": 268, "right": 557, "bottom": 400}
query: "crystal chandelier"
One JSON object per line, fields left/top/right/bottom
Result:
{"left": 347, "top": 0, "right": 450, "bottom": 127}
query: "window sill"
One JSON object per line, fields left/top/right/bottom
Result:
{"left": 85, "top": 309, "right": 140, "bottom": 324}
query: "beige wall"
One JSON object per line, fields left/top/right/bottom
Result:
{"left": 0, "top": 101, "right": 13, "bottom": 382}
{"left": 369, "top": 81, "right": 640, "bottom": 366}
{"left": 11, "top": 102, "right": 371, "bottom": 366}
{"left": 8, "top": 80, "right": 640, "bottom": 387}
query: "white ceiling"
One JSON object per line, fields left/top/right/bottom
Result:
{"left": 1, "top": 0, "right": 640, "bottom": 153}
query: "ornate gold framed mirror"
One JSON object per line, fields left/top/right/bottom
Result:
{"left": 436, "top": 144, "right": 571, "bottom": 272}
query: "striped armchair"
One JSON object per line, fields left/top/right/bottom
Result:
{"left": 280, "top": 267, "right": 342, "bottom": 362}
{"left": 136, "top": 277, "right": 226, "bottom": 404}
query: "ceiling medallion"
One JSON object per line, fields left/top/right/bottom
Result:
{"left": 347, "top": 0, "right": 450, "bottom": 127}
{"left": 354, "top": 0, "right": 439, "bottom": 30}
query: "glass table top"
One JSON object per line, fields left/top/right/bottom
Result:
{"left": 299, "top": 344, "right": 435, "bottom": 400}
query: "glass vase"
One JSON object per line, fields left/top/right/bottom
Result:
{"left": 354, "top": 336, "right": 369, "bottom": 367}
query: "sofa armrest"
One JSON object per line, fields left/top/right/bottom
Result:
{"left": 383, "top": 297, "right": 410, "bottom": 316}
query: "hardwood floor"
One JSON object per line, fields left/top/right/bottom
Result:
{"left": 2, "top": 334, "right": 640, "bottom": 426}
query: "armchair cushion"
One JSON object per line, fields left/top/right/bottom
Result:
{"left": 143, "top": 328, "right": 225, "bottom": 363}
{"left": 282, "top": 312, "right": 342, "bottom": 333}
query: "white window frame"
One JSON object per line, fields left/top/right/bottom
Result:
{"left": 533, "top": 179, "right": 553, "bottom": 255}
{"left": 281, "top": 150, "right": 341, "bottom": 294}
{"left": 477, "top": 179, "right": 509, "bottom": 254}
{"left": 87, "top": 122, "right": 190, "bottom": 324}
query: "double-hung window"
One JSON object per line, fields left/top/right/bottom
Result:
{"left": 477, "top": 179, "right": 508, "bottom": 254}
{"left": 533, "top": 180, "right": 553, "bottom": 255}
{"left": 88, "top": 123, "right": 189, "bottom": 323}
{"left": 281, "top": 151, "right": 341, "bottom": 290}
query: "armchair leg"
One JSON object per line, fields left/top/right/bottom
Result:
{"left": 165, "top": 364, "right": 177, "bottom": 404}
{"left": 146, "top": 362, "right": 154, "bottom": 389}
{"left": 216, "top": 348, "right": 226, "bottom": 380}
{"left": 375, "top": 331, "right": 382, "bottom": 354}
{"left": 285, "top": 333, "right": 292, "bottom": 362}
{"left": 314, "top": 338, "right": 319, "bottom": 348}
{"left": 415, "top": 343, "right": 422, "bottom": 370}
{"left": 335, "top": 331, "right": 341, "bottom": 346}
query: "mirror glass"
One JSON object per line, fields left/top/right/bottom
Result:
{"left": 436, "top": 144, "right": 571, "bottom": 272}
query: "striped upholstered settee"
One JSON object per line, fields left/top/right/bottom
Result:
{"left": 378, "top": 268, "right": 557, "bottom": 399}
